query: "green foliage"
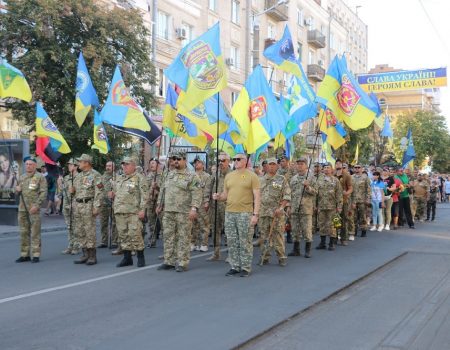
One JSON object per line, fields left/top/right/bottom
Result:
{"left": 0, "top": 0, "right": 156, "bottom": 166}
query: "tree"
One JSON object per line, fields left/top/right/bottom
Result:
{"left": 393, "top": 110, "right": 450, "bottom": 172}
{"left": 0, "top": 0, "right": 156, "bottom": 166}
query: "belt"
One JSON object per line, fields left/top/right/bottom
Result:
{"left": 76, "top": 198, "right": 93, "bottom": 203}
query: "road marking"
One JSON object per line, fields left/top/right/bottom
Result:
{"left": 0, "top": 249, "right": 227, "bottom": 305}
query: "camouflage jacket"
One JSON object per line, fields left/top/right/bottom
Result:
{"left": 352, "top": 174, "right": 371, "bottom": 204}
{"left": 113, "top": 171, "right": 149, "bottom": 214}
{"left": 146, "top": 170, "right": 161, "bottom": 203}
{"left": 63, "top": 172, "right": 78, "bottom": 209}
{"left": 100, "top": 172, "right": 114, "bottom": 206}
{"left": 260, "top": 173, "right": 291, "bottom": 217}
{"left": 290, "top": 172, "right": 317, "bottom": 214}
{"left": 413, "top": 180, "right": 429, "bottom": 198}
{"left": 195, "top": 170, "right": 213, "bottom": 205}
{"left": 73, "top": 169, "right": 103, "bottom": 208}
{"left": 18, "top": 171, "right": 47, "bottom": 212}
{"left": 277, "top": 166, "right": 295, "bottom": 183}
{"left": 210, "top": 168, "right": 230, "bottom": 201}
{"left": 316, "top": 174, "right": 343, "bottom": 211}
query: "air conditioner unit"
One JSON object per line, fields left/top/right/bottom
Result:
{"left": 175, "top": 27, "right": 187, "bottom": 40}
{"left": 304, "top": 18, "right": 311, "bottom": 26}
{"left": 318, "top": 59, "right": 324, "bottom": 66}
{"left": 225, "top": 58, "right": 234, "bottom": 66}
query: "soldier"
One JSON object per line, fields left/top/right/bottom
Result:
{"left": 277, "top": 155, "right": 295, "bottom": 183}
{"left": 259, "top": 158, "right": 291, "bottom": 266}
{"left": 156, "top": 151, "right": 202, "bottom": 272}
{"left": 312, "top": 162, "right": 323, "bottom": 234}
{"left": 207, "top": 152, "right": 231, "bottom": 261}
{"left": 61, "top": 158, "right": 79, "bottom": 255}
{"left": 316, "top": 162, "right": 343, "bottom": 251}
{"left": 146, "top": 158, "right": 161, "bottom": 248}
{"left": 71, "top": 154, "right": 103, "bottom": 265}
{"left": 352, "top": 163, "right": 371, "bottom": 237}
{"left": 413, "top": 173, "right": 429, "bottom": 222}
{"left": 191, "top": 158, "right": 212, "bottom": 252}
{"left": 15, "top": 156, "right": 47, "bottom": 263}
{"left": 335, "top": 160, "right": 353, "bottom": 245}
{"left": 426, "top": 180, "right": 438, "bottom": 221}
{"left": 98, "top": 161, "right": 117, "bottom": 249}
{"left": 109, "top": 157, "right": 149, "bottom": 268}
{"left": 288, "top": 157, "right": 317, "bottom": 258}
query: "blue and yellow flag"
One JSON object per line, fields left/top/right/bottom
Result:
{"left": 163, "top": 85, "right": 210, "bottom": 149}
{"left": 402, "top": 128, "right": 415, "bottom": 168}
{"left": 231, "top": 65, "right": 290, "bottom": 154}
{"left": 351, "top": 144, "right": 359, "bottom": 166}
{"left": 75, "top": 52, "right": 99, "bottom": 127}
{"left": 321, "top": 135, "right": 336, "bottom": 167}
{"left": 164, "top": 22, "right": 227, "bottom": 112}
{"left": 100, "top": 66, "right": 150, "bottom": 131}
{"left": 35, "top": 102, "right": 71, "bottom": 154}
{"left": 380, "top": 115, "right": 393, "bottom": 138}
{"left": 317, "top": 55, "right": 377, "bottom": 130}
{"left": 91, "top": 110, "right": 110, "bottom": 154}
{"left": 318, "top": 108, "right": 347, "bottom": 150}
{"left": 0, "top": 59, "right": 32, "bottom": 102}
{"left": 211, "top": 119, "right": 243, "bottom": 157}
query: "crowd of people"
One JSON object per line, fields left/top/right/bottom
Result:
{"left": 13, "top": 152, "right": 448, "bottom": 277}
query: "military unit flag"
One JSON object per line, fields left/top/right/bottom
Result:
{"left": 91, "top": 110, "right": 110, "bottom": 154}
{"left": 0, "top": 59, "right": 32, "bottom": 102}
{"left": 75, "top": 52, "right": 99, "bottom": 127}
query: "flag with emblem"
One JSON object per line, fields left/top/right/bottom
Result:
{"left": 401, "top": 128, "right": 416, "bottom": 168}
{"left": 164, "top": 22, "right": 227, "bottom": 112}
{"left": 317, "top": 55, "right": 377, "bottom": 130}
{"left": 318, "top": 108, "right": 347, "bottom": 150}
{"left": 321, "top": 135, "right": 336, "bottom": 167}
{"left": 91, "top": 110, "right": 110, "bottom": 154}
{"left": 230, "top": 65, "right": 290, "bottom": 154}
{"left": 380, "top": 115, "right": 393, "bottom": 138}
{"left": 0, "top": 59, "right": 32, "bottom": 102}
{"left": 75, "top": 52, "right": 99, "bottom": 127}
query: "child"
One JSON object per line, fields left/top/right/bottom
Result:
{"left": 426, "top": 181, "right": 438, "bottom": 221}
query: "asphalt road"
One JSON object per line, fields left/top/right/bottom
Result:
{"left": 1, "top": 204, "right": 449, "bottom": 350}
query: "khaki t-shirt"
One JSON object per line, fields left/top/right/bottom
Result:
{"left": 224, "top": 169, "right": 260, "bottom": 213}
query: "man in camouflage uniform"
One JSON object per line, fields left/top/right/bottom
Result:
{"left": 61, "top": 158, "right": 79, "bottom": 255}
{"left": 191, "top": 158, "right": 212, "bottom": 252}
{"left": 316, "top": 163, "right": 343, "bottom": 251}
{"left": 335, "top": 160, "right": 353, "bottom": 246}
{"left": 98, "top": 161, "right": 117, "bottom": 249}
{"left": 259, "top": 158, "right": 291, "bottom": 266}
{"left": 412, "top": 173, "right": 429, "bottom": 222}
{"left": 110, "top": 157, "right": 149, "bottom": 268}
{"left": 289, "top": 157, "right": 317, "bottom": 258}
{"left": 71, "top": 154, "right": 103, "bottom": 265}
{"left": 15, "top": 156, "right": 47, "bottom": 263}
{"left": 352, "top": 164, "right": 371, "bottom": 237}
{"left": 156, "top": 151, "right": 202, "bottom": 272}
{"left": 207, "top": 152, "right": 231, "bottom": 261}
{"left": 146, "top": 158, "right": 160, "bottom": 248}
{"left": 277, "top": 155, "right": 295, "bottom": 182}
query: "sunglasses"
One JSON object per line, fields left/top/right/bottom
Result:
{"left": 171, "top": 157, "right": 183, "bottom": 161}
{"left": 219, "top": 159, "right": 227, "bottom": 163}
{"left": 354, "top": 166, "right": 361, "bottom": 168}
{"left": 232, "top": 157, "right": 244, "bottom": 162}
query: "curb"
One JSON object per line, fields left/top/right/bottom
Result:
{"left": 1, "top": 226, "right": 67, "bottom": 236}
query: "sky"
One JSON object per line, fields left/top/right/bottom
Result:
{"left": 345, "top": 0, "right": 450, "bottom": 127}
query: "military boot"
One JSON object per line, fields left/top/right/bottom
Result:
{"left": 278, "top": 258, "right": 287, "bottom": 267}
{"left": 74, "top": 249, "right": 89, "bottom": 264}
{"left": 316, "top": 236, "right": 327, "bottom": 250}
{"left": 304, "top": 242, "right": 312, "bottom": 258}
{"left": 86, "top": 248, "right": 97, "bottom": 265}
{"left": 361, "top": 230, "right": 367, "bottom": 237}
{"left": 288, "top": 242, "right": 301, "bottom": 256}
{"left": 328, "top": 237, "right": 336, "bottom": 251}
{"left": 116, "top": 250, "right": 133, "bottom": 267}
{"left": 286, "top": 231, "right": 293, "bottom": 244}
{"left": 137, "top": 250, "right": 145, "bottom": 268}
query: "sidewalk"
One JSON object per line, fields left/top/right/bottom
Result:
{"left": 0, "top": 209, "right": 66, "bottom": 235}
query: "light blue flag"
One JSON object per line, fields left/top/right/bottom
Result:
{"left": 380, "top": 116, "right": 393, "bottom": 138}
{"left": 75, "top": 52, "right": 99, "bottom": 127}
{"left": 402, "top": 128, "right": 416, "bottom": 168}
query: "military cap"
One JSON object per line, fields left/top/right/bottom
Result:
{"left": 67, "top": 157, "right": 78, "bottom": 165}
{"left": 278, "top": 155, "right": 287, "bottom": 160}
{"left": 76, "top": 153, "right": 93, "bottom": 163}
{"left": 23, "top": 155, "right": 37, "bottom": 163}
{"left": 261, "top": 160, "right": 268, "bottom": 166}
{"left": 314, "top": 162, "right": 321, "bottom": 167}
{"left": 172, "top": 150, "right": 186, "bottom": 158}
{"left": 296, "top": 156, "right": 308, "bottom": 163}
{"left": 322, "top": 162, "right": 332, "bottom": 167}
{"left": 266, "top": 157, "right": 277, "bottom": 164}
{"left": 193, "top": 157, "right": 204, "bottom": 164}
{"left": 121, "top": 156, "right": 137, "bottom": 164}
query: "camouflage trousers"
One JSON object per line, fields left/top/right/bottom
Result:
{"left": 63, "top": 205, "right": 78, "bottom": 249}
{"left": 259, "top": 215, "right": 286, "bottom": 261}
{"left": 291, "top": 213, "right": 313, "bottom": 243}
{"left": 162, "top": 212, "right": 193, "bottom": 268}
{"left": 192, "top": 206, "right": 210, "bottom": 247}
{"left": 354, "top": 202, "right": 368, "bottom": 231}
{"left": 414, "top": 197, "right": 427, "bottom": 220}
{"left": 410, "top": 195, "right": 416, "bottom": 219}
{"left": 100, "top": 204, "right": 117, "bottom": 246}
{"left": 115, "top": 213, "right": 145, "bottom": 251}
{"left": 340, "top": 202, "right": 353, "bottom": 240}
{"left": 224, "top": 212, "right": 254, "bottom": 273}
{"left": 318, "top": 209, "right": 337, "bottom": 238}
{"left": 74, "top": 202, "right": 97, "bottom": 249}
{"left": 210, "top": 202, "right": 226, "bottom": 257}
{"left": 147, "top": 201, "right": 158, "bottom": 245}
{"left": 18, "top": 211, "right": 41, "bottom": 258}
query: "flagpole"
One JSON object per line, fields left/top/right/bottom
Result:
{"left": 213, "top": 92, "right": 220, "bottom": 257}
{"left": 149, "top": 135, "right": 163, "bottom": 247}
{"left": 108, "top": 128, "right": 116, "bottom": 249}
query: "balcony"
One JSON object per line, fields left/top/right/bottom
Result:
{"left": 264, "top": 0, "right": 289, "bottom": 22}
{"left": 307, "top": 64, "right": 325, "bottom": 82}
{"left": 307, "top": 29, "right": 326, "bottom": 49}
{"left": 264, "top": 38, "right": 276, "bottom": 50}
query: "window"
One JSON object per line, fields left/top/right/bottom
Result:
{"left": 156, "top": 68, "right": 166, "bottom": 97}
{"left": 308, "top": 50, "right": 314, "bottom": 65}
{"left": 231, "top": 0, "right": 239, "bottom": 24}
{"left": 297, "top": 41, "right": 303, "bottom": 60}
{"left": 230, "top": 45, "right": 240, "bottom": 69}
{"left": 297, "top": 8, "right": 304, "bottom": 26}
{"left": 181, "top": 23, "right": 194, "bottom": 47}
{"left": 157, "top": 11, "right": 170, "bottom": 40}
{"left": 208, "top": 0, "right": 216, "bottom": 11}
{"left": 267, "top": 22, "right": 276, "bottom": 39}
{"left": 307, "top": 16, "right": 314, "bottom": 30}
{"left": 330, "top": 32, "right": 335, "bottom": 50}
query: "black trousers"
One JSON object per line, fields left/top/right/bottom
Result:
{"left": 399, "top": 196, "right": 414, "bottom": 227}
{"left": 427, "top": 201, "right": 436, "bottom": 220}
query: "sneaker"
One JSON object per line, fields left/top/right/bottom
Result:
{"left": 31, "top": 257, "right": 40, "bottom": 263}
{"left": 349, "top": 234, "right": 355, "bottom": 241}
{"left": 199, "top": 245, "right": 208, "bottom": 252}
{"left": 190, "top": 244, "right": 195, "bottom": 252}
{"left": 384, "top": 224, "right": 390, "bottom": 231}
{"left": 240, "top": 270, "right": 250, "bottom": 277}
{"left": 194, "top": 246, "right": 200, "bottom": 251}
{"left": 369, "top": 226, "right": 377, "bottom": 231}
{"left": 206, "top": 255, "right": 220, "bottom": 261}
{"left": 15, "top": 256, "right": 31, "bottom": 263}
{"left": 225, "top": 269, "right": 240, "bottom": 276}
{"left": 377, "top": 226, "right": 383, "bottom": 232}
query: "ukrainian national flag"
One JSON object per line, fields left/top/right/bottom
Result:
{"left": 319, "top": 108, "right": 347, "bottom": 150}
{"left": 402, "top": 128, "right": 416, "bottom": 168}
{"left": 231, "top": 65, "right": 290, "bottom": 154}
{"left": 321, "top": 136, "right": 336, "bottom": 167}
{"left": 351, "top": 144, "right": 359, "bottom": 166}
{"left": 317, "top": 55, "right": 377, "bottom": 130}
{"left": 35, "top": 103, "right": 71, "bottom": 163}
{"left": 0, "top": 59, "right": 32, "bottom": 102}
{"left": 91, "top": 110, "right": 110, "bottom": 154}
{"left": 100, "top": 66, "right": 150, "bottom": 131}
{"left": 75, "top": 52, "right": 99, "bottom": 127}
{"left": 380, "top": 115, "right": 393, "bottom": 138}
{"left": 164, "top": 22, "right": 227, "bottom": 112}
